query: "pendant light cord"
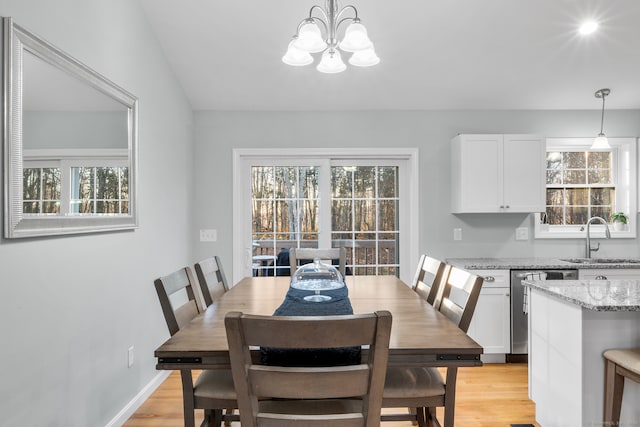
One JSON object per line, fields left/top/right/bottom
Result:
{"left": 600, "top": 93, "right": 606, "bottom": 135}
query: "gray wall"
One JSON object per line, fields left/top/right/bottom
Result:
{"left": 24, "top": 111, "right": 129, "bottom": 149}
{"left": 0, "top": 1, "right": 194, "bottom": 425}
{"left": 193, "top": 109, "right": 640, "bottom": 282}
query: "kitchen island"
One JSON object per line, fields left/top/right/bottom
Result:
{"left": 523, "top": 279, "right": 640, "bottom": 427}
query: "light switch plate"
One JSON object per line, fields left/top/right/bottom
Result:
{"left": 515, "top": 227, "right": 529, "bottom": 240}
{"left": 453, "top": 228, "right": 462, "bottom": 241}
{"left": 200, "top": 229, "right": 217, "bottom": 242}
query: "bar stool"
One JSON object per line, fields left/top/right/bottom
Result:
{"left": 603, "top": 348, "right": 640, "bottom": 424}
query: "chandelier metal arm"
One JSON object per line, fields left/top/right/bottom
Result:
{"left": 335, "top": 4, "right": 359, "bottom": 21}
{"left": 308, "top": 5, "right": 329, "bottom": 23}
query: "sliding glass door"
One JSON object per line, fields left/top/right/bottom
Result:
{"left": 233, "top": 148, "right": 418, "bottom": 283}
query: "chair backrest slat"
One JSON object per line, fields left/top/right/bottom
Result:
{"left": 239, "top": 314, "right": 376, "bottom": 348}
{"left": 289, "top": 247, "right": 347, "bottom": 276}
{"left": 258, "top": 414, "right": 364, "bottom": 427}
{"left": 249, "top": 365, "right": 370, "bottom": 399}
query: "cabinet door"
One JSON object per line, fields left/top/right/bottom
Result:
{"left": 451, "top": 134, "right": 502, "bottom": 212}
{"left": 579, "top": 268, "right": 640, "bottom": 280}
{"left": 466, "top": 269, "right": 510, "bottom": 355}
{"left": 503, "top": 135, "right": 545, "bottom": 212}
{"left": 467, "top": 287, "right": 511, "bottom": 354}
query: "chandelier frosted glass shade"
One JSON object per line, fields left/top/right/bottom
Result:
{"left": 282, "top": 39, "right": 314, "bottom": 66}
{"left": 338, "top": 22, "right": 372, "bottom": 52}
{"left": 294, "top": 22, "right": 327, "bottom": 53}
{"left": 317, "top": 49, "right": 347, "bottom": 73}
{"left": 348, "top": 47, "right": 380, "bottom": 67}
{"left": 283, "top": 0, "right": 378, "bottom": 73}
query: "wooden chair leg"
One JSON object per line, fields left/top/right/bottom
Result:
{"left": 201, "top": 409, "right": 214, "bottom": 427}
{"left": 425, "top": 407, "right": 438, "bottom": 427}
{"left": 604, "top": 359, "right": 625, "bottom": 425}
{"left": 408, "top": 407, "right": 418, "bottom": 425}
{"left": 415, "top": 407, "right": 427, "bottom": 427}
{"left": 223, "top": 409, "right": 234, "bottom": 427}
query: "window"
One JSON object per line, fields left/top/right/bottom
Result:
{"left": 252, "top": 165, "right": 320, "bottom": 275}
{"left": 331, "top": 165, "right": 399, "bottom": 276}
{"left": 250, "top": 163, "right": 400, "bottom": 276}
{"left": 69, "top": 166, "right": 129, "bottom": 214}
{"left": 23, "top": 149, "right": 129, "bottom": 217}
{"left": 23, "top": 164, "right": 61, "bottom": 214}
{"left": 545, "top": 151, "right": 614, "bottom": 225}
{"left": 535, "top": 138, "right": 636, "bottom": 239}
{"left": 234, "top": 148, "right": 418, "bottom": 284}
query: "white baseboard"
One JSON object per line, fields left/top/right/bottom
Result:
{"left": 105, "top": 371, "right": 171, "bottom": 427}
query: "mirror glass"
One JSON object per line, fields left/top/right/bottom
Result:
{"left": 3, "top": 17, "right": 138, "bottom": 238}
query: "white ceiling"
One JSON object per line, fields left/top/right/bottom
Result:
{"left": 138, "top": 0, "right": 640, "bottom": 111}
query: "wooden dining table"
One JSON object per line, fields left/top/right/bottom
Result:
{"left": 155, "top": 275, "right": 483, "bottom": 370}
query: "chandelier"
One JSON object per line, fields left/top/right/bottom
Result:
{"left": 282, "top": 0, "right": 379, "bottom": 73}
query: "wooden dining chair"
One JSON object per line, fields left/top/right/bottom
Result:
{"left": 154, "top": 267, "right": 238, "bottom": 427}
{"left": 194, "top": 256, "right": 229, "bottom": 309}
{"left": 289, "top": 247, "right": 347, "bottom": 277}
{"left": 225, "top": 310, "right": 392, "bottom": 427}
{"left": 603, "top": 348, "right": 640, "bottom": 425}
{"left": 412, "top": 255, "right": 451, "bottom": 308}
{"left": 382, "top": 266, "right": 484, "bottom": 427}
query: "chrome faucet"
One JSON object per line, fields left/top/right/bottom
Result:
{"left": 583, "top": 216, "right": 611, "bottom": 258}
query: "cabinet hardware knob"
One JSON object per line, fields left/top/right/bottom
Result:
{"left": 595, "top": 275, "right": 608, "bottom": 280}
{"left": 484, "top": 276, "right": 495, "bottom": 282}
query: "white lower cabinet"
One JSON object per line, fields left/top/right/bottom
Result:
{"left": 579, "top": 268, "right": 640, "bottom": 280}
{"left": 466, "top": 269, "right": 510, "bottom": 359}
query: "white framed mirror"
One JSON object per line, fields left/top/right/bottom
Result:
{"left": 2, "top": 17, "right": 138, "bottom": 238}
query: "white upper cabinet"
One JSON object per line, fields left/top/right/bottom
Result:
{"left": 451, "top": 134, "right": 545, "bottom": 213}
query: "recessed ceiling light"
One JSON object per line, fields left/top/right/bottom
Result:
{"left": 579, "top": 21, "right": 599, "bottom": 35}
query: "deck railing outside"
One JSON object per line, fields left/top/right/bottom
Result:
{"left": 252, "top": 239, "right": 399, "bottom": 277}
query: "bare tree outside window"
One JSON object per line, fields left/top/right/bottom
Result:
{"left": 545, "top": 151, "right": 614, "bottom": 225}
{"left": 251, "top": 164, "right": 400, "bottom": 277}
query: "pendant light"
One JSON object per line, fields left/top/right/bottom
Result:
{"left": 591, "top": 88, "right": 611, "bottom": 150}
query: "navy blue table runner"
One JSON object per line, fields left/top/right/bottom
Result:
{"left": 260, "top": 284, "right": 361, "bottom": 366}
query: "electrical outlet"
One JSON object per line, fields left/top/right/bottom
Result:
{"left": 128, "top": 346, "right": 134, "bottom": 368}
{"left": 199, "top": 229, "right": 217, "bottom": 242}
{"left": 453, "top": 228, "right": 462, "bottom": 241}
{"left": 515, "top": 227, "right": 529, "bottom": 241}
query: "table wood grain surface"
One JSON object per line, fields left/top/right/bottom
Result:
{"left": 155, "top": 275, "right": 483, "bottom": 370}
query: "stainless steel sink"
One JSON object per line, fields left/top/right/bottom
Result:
{"left": 559, "top": 258, "right": 640, "bottom": 264}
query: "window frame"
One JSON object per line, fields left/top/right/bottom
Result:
{"left": 233, "top": 148, "right": 419, "bottom": 285}
{"left": 22, "top": 148, "right": 130, "bottom": 217}
{"left": 534, "top": 137, "right": 636, "bottom": 239}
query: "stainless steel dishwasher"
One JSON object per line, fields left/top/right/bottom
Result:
{"left": 510, "top": 269, "right": 578, "bottom": 355}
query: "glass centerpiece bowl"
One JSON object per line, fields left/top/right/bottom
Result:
{"left": 290, "top": 258, "right": 345, "bottom": 302}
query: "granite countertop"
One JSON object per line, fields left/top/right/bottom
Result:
{"left": 523, "top": 279, "right": 640, "bottom": 311}
{"left": 446, "top": 257, "right": 640, "bottom": 270}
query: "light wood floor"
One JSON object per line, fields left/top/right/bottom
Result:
{"left": 124, "top": 363, "right": 540, "bottom": 427}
